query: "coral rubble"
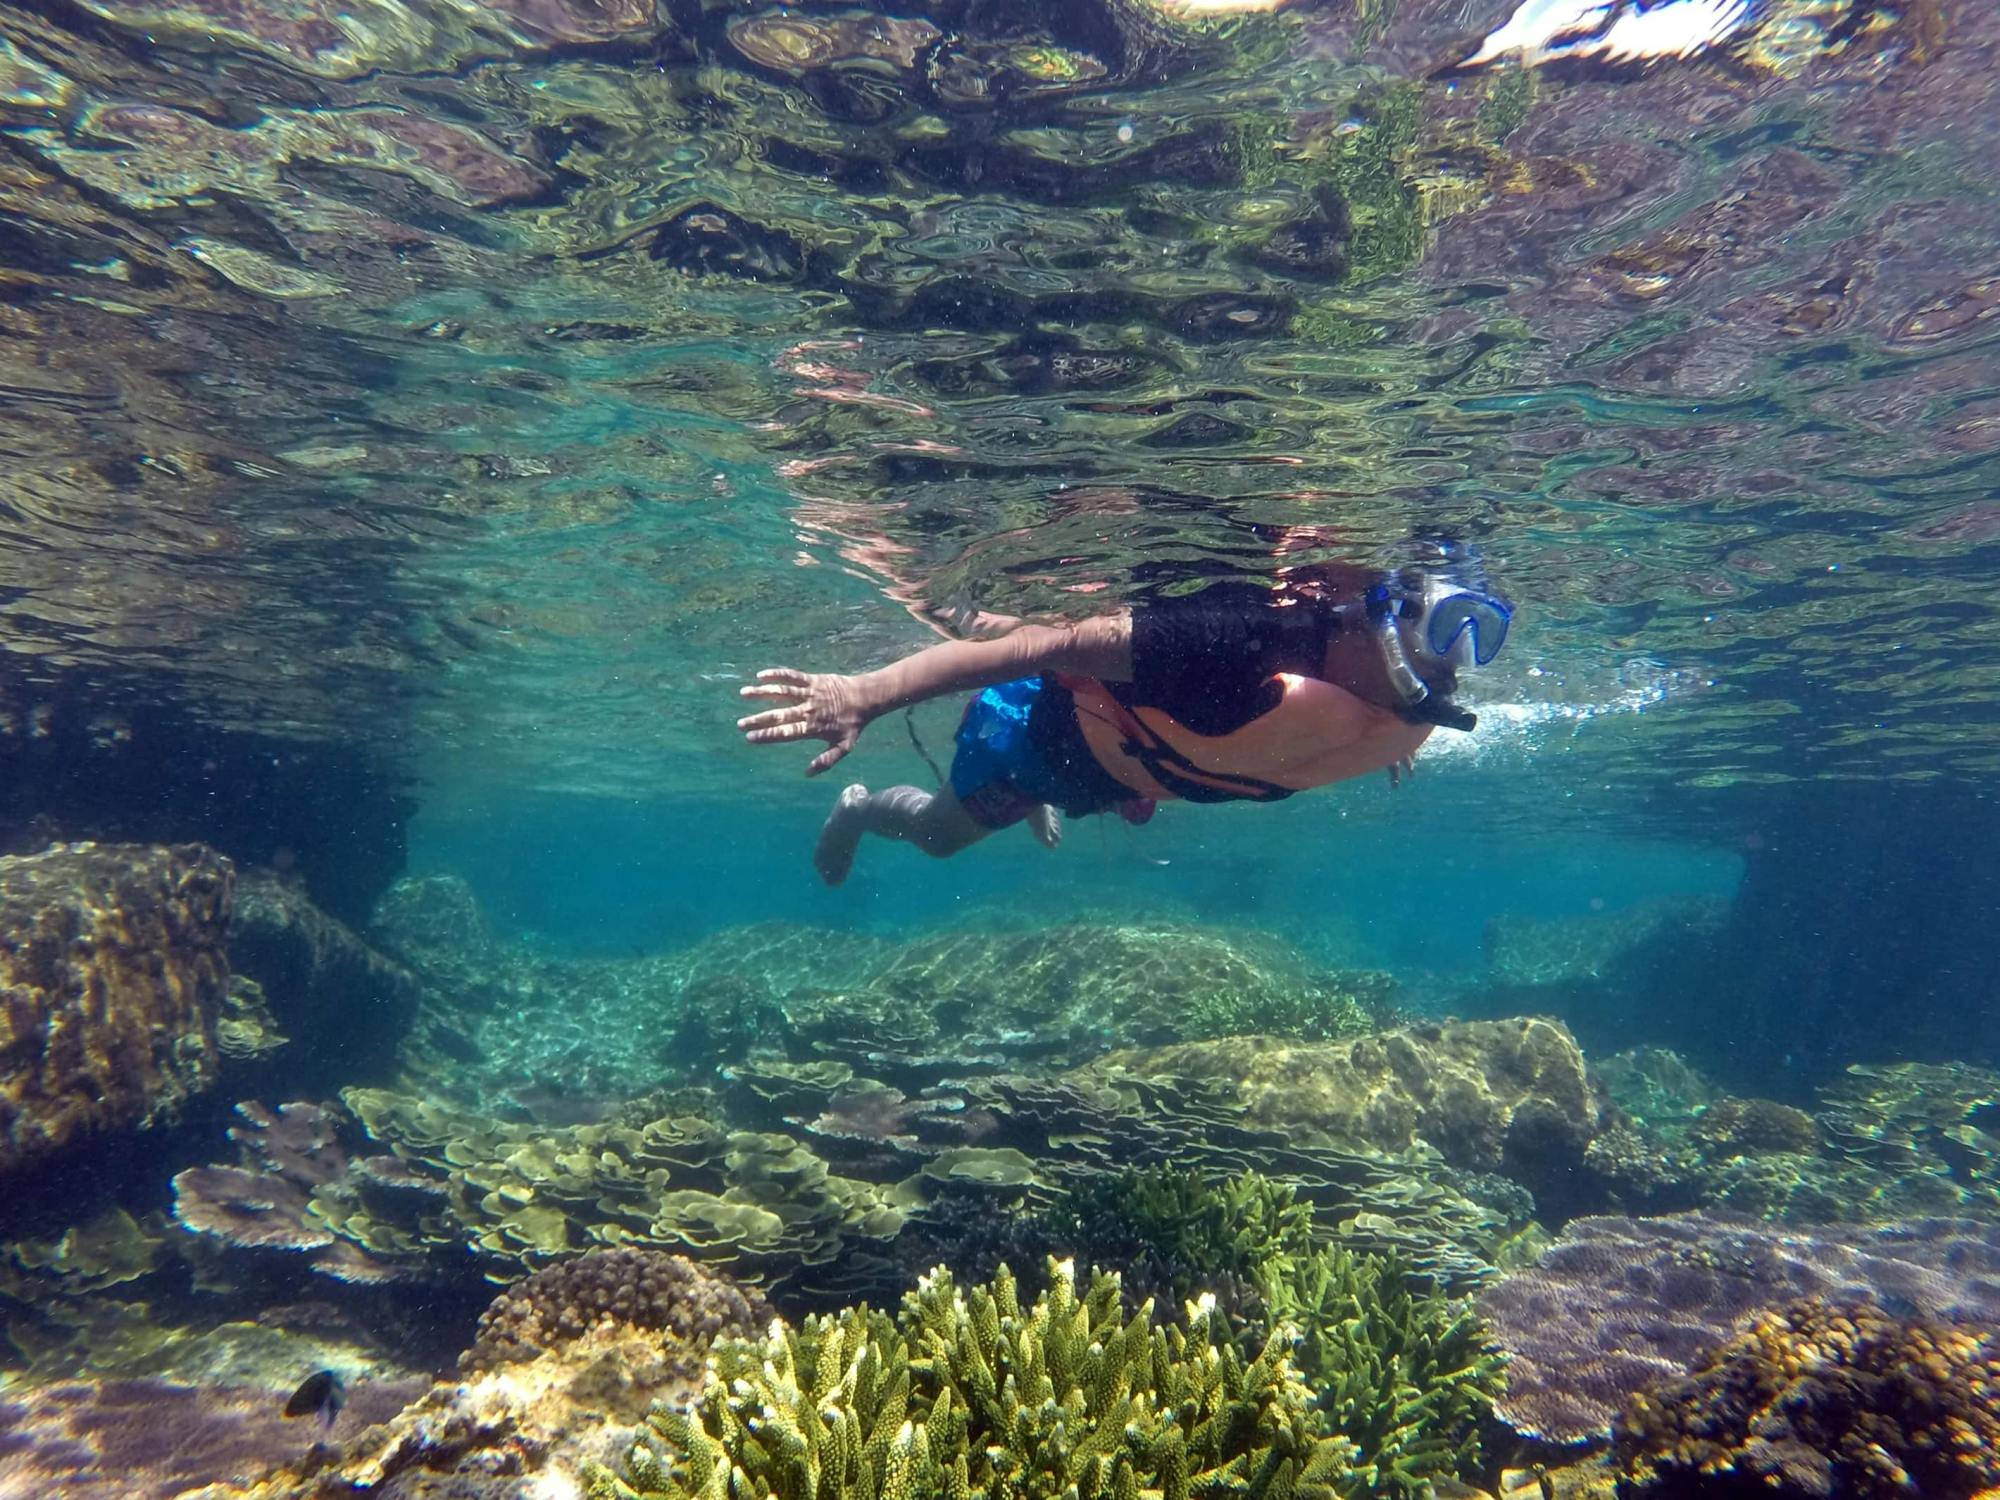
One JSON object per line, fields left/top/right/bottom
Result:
{"left": 0, "top": 842, "right": 232, "bottom": 1176}
{"left": 1614, "top": 1297, "right": 2000, "bottom": 1498}
{"left": 1478, "top": 1212, "right": 2000, "bottom": 1445}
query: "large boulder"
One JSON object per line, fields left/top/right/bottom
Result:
{"left": 0, "top": 842, "right": 232, "bottom": 1176}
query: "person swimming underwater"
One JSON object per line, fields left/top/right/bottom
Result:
{"left": 736, "top": 562, "right": 1512, "bottom": 886}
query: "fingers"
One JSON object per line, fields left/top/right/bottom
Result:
{"left": 743, "top": 723, "right": 814, "bottom": 745}
{"left": 806, "top": 742, "right": 849, "bottom": 777}
{"left": 737, "top": 668, "right": 811, "bottom": 703}
{"left": 738, "top": 705, "right": 811, "bottom": 734}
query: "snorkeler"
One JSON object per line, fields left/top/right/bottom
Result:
{"left": 736, "top": 564, "right": 1512, "bottom": 886}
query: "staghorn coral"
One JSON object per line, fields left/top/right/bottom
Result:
{"left": 1262, "top": 1246, "right": 1506, "bottom": 1499}
{"left": 461, "top": 1248, "right": 768, "bottom": 1375}
{"left": 1477, "top": 1213, "right": 2000, "bottom": 1446}
{"left": 1037, "top": 1165, "right": 1316, "bottom": 1311}
{"left": 0, "top": 842, "right": 233, "bottom": 1175}
{"left": 584, "top": 1256, "right": 1355, "bottom": 1500}
{"left": 1614, "top": 1297, "right": 2000, "bottom": 1499}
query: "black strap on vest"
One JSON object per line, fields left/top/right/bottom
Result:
{"left": 1090, "top": 687, "right": 1297, "bottom": 805}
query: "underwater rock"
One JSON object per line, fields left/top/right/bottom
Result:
{"left": 1477, "top": 1212, "right": 2000, "bottom": 1446}
{"left": 0, "top": 841, "right": 232, "bottom": 1177}
{"left": 650, "top": 203, "right": 811, "bottom": 284}
{"left": 0, "top": 1374, "right": 423, "bottom": 1498}
{"left": 1594, "top": 1048, "right": 1718, "bottom": 1127}
{"left": 212, "top": 1263, "right": 769, "bottom": 1497}
{"left": 1079, "top": 1016, "right": 1601, "bottom": 1187}
{"left": 230, "top": 870, "right": 424, "bottom": 1092}
{"left": 1614, "top": 1297, "right": 2000, "bottom": 1499}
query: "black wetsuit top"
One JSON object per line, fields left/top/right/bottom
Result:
{"left": 1027, "top": 594, "right": 1341, "bottom": 815}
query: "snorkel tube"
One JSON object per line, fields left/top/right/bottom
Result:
{"left": 1364, "top": 577, "right": 1481, "bottom": 733}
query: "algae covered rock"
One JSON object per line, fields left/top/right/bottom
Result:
{"left": 1080, "top": 1017, "right": 1601, "bottom": 1187}
{"left": 0, "top": 842, "right": 232, "bottom": 1176}
{"left": 587, "top": 1256, "right": 1355, "bottom": 1500}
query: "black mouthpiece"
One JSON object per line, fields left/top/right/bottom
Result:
{"left": 1401, "top": 697, "right": 1478, "bottom": 733}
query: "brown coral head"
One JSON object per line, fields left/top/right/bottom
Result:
{"left": 1615, "top": 1296, "right": 2000, "bottom": 1499}
{"left": 460, "top": 1247, "right": 769, "bottom": 1375}
{"left": 171, "top": 1165, "right": 332, "bottom": 1251}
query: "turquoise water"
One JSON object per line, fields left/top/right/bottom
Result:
{"left": 2, "top": 0, "right": 1998, "bottom": 1494}
{"left": 411, "top": 792, "right": 1741, "bottom": 976}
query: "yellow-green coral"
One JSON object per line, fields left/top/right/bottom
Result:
{"left": 585, "top": 1257, "right": 1355, "bottom": 1500}
{"left": 1263, "top": 1247, "right": 1506, "bottom": 1498}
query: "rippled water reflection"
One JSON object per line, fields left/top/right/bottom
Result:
{"left": 0, "top": 0, "right": 1991, "bottom": 801}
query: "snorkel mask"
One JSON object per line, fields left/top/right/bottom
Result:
{"left": 1360, "top": 567, "right": 1512, "bottom": 732}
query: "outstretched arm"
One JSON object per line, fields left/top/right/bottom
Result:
{"left": 737, "top": 613, "right": 1132, "bottom": 776}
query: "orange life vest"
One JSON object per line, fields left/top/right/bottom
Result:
{"left": 1053, "top": 671, "right": 1432, "bottom": 805}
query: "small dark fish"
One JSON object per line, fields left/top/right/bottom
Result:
{"left": 283, "top": 1368, "right": 346, "bottom": 1435}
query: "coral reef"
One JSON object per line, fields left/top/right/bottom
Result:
{"left": 339, "top": 1087, "right": 906, "bottom": 1290}
{"left": 1582, "top": 1055, "right": 2000, "bottom": 1224}
{"left": 382, "top": 883, "right": 1398, "bottom": 1101}
{"left": 1614, "top": 1297, "right": 2000, "bottom": 1498}
{"left": 461, "top": 1248, "right": 768, "bottom": 1375}
{"left": 171, "top": 1099, "right": 436, "bottom": 1286}
{"left": 1263, "top": 1246, "right": 1506, "bottom": 1498}
{"left": 0, "top": 842, "right": 233, "bottom": 1176}
{"left": 1477, "top": 1213, "right": 2000, "bottom": 1445}
{"left": 584, "top": 1256, "right": 1353, "bottom": 1500}
{"left": 1077, "top": 1017, "right": 1601, "bottom": 1189}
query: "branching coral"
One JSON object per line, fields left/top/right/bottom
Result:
{"left": 1038, "top": 1165, "right": 1315, "bottom": 1309}
{"left": 584, "top": 1257, "right": 1354, "bottom": 1500}
{"left": 1262, "top": 1246, "right": 1506, "bottom": 1499}
{"left": 1614, "top": 1297, "right": 2000, "bottom": 1498}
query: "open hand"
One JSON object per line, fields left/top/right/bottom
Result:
{"left": 737, "top": 668, "right": 869, "bottom": 776}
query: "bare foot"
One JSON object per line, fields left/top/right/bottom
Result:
{"left": 1028, "top": 803, "right": 1062, "bottom": 850}
{"left": 814, "top": 784, "right": 872, "bottom": 886}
